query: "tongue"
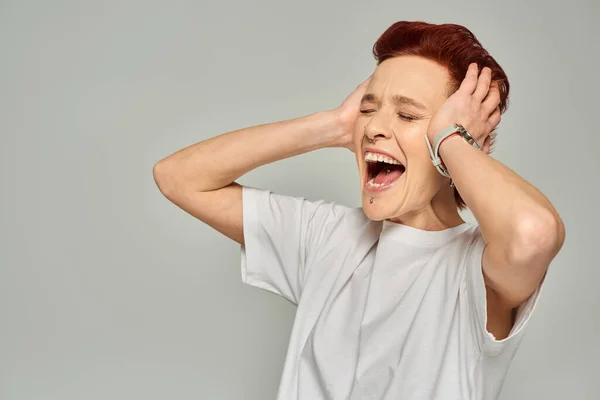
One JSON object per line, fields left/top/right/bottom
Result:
{"left": 373, "top": 165, "right": 404, "bottom": 185}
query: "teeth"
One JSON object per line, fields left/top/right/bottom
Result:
{"left": 364, "top": 152, "right": 402, "bottom": 165}
{"left": 367, "top": 177, "right": 384, "bottom": 187}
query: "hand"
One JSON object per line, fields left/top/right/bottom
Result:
{"left": 427, "top": 63, "right": 501, "bottom": 154}
{"left": 333, "top": 75, "right": 372, "bottom": 153}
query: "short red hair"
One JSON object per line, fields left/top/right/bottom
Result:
{"left": 372, "top": 21, "right": 510, "bottom": 209}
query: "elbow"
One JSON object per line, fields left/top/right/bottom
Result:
{"left": 153, "top": 160, "right": 180, "bottom": 199}
{"left": 507, "top": 210, "right": 565, "bottom": 265}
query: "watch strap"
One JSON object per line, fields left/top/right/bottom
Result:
{"left": 425, "top": 124, "right": 481, "bottom": 178}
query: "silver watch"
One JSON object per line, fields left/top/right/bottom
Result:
{"left": 425, "top": 123, "right": 481, "bottom": 178}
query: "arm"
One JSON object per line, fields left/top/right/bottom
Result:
{"left": 441, "top": 137, "right": 563, "bottom": 306}
{"left": 152, "top": 78, "right": 370, "bottom": 245}
{"left": 153, "top": 111, "right": 343, "bottom": 244}
{"left": 429, "top": 64, "right": 564, "bottom": 316}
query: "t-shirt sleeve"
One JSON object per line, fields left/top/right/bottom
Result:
{"left": 240, "top": 185, "right": 353, "bottom": 305}
{"left": 463, "top": 227, "right": 547, "bottom": 356}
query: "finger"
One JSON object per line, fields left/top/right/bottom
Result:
{"left": 359, "top": 74, "right": 372, "bottom": 87}
{"left": 482, "top": 135, "right": 492, "bottom": 154}
{"left": 483, "top": 85, "right": 501, "bottom": 115}
{"left": 488, "top": 107, "right": 501, "bottom": 129}
{"left": 458, "top": 63, "right": 479, "bottom": 94}
{"left": 473, "top": 67, "right": 492, "bottom": 101}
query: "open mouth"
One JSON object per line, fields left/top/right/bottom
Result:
{"left": 364, "top": 151, "right": 406, "bottom": 192}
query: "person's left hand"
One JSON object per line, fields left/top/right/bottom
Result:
{"left": 427, "top": 63, "right": 502, "bottom": 154}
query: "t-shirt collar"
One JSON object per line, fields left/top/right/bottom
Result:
{"left": 380, "top": 220, "right": 473, "bottom": 246}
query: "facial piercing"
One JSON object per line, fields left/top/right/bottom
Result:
{"left": 369, "top": 197, "right": 374, "bottom": 203}
{"left": 364, "top": 126, "right": 376, "bottom": 144}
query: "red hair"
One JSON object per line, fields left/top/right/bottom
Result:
{"left": 372, "top": 21, "right": 510, "bottom": 209}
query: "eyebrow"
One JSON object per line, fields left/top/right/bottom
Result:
{"left": 360, "top": 93, "right": 428, "bottom": 111}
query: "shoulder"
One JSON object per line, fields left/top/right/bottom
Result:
{"left": 424, "top": 224, "right": 485, "bottom": 278}
{"left": 457, "top": 223, "right": 484, "bottom": 244}
{"left": 243, "top": 185, "right": 379, "bottom": 246}
{"left": 307, "top": 201, "right": 381, "bottom": 253}
{"left": 436, "top": 223, "right": 485, "bottom": 257}
{"left": 452, "top": 224, "right": 486, "bottom": 258}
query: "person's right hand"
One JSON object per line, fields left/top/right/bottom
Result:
{"left": 333, "top": 76, "right": 372, "bottom": 153}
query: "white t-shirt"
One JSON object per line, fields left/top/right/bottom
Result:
{"left": 240, "top": 186, "right": 544, "bottom": 400}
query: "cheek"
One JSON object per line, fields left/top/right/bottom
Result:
{"left": 353, "top": 121, "right": 366, "bottom": 144}
{"left": 353, "top": 125, "right": 366, "bottom": 176}
{"left": 401, "top": 122, "right": 428, "bottom": 140}
{"left": 391, "top": 122, "right": 427, "bottom": 151}
{"left": 403, "top": 136, "right": 443, "bottom": 189}
{"left": 401, "top": 129, "right": 430, "bottom": 166}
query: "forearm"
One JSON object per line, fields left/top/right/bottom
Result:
{"left": 154, "top": 111, "right": 343, "bottom": 193}
{"left": 440, "top": 136, "right": 564, "bottom": 257}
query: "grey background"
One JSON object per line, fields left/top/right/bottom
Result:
{"left": 1, "top": 0, "right": 598, "bottom": 399}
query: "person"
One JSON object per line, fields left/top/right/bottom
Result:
{"left": 153, "top": 21, "right": 565, "bottom": 400}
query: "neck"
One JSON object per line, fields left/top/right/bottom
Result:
{"left": 387, "top": 185, "right": 464, "bottom": 231}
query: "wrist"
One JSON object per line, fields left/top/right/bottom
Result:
{"left": 437, "top": 132, "right": 462, "bottom": 155}
{"left": 426, "top": 124, "right": 470, "bottom": 178}
{"left": 323, "top": 109, "right": 352, "bottom": 148}
{"left": 439, "top": 131, "right": 480, "bottom": 162}
{"left": 435, "top": 133, "right": 463, "bottom": 171}
{"left": 303, "top": 110, "right": 346, "bottom": 149}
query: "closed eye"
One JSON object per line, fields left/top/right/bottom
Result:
{"left": 398, "top": 113, "right": 417, "bottom": 121}
{"left": 360, "top": 110, "right": 419, "bottom": 122}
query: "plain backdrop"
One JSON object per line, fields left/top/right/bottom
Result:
{"left": 1, "top": 0, "right": 599, "bottom": 399}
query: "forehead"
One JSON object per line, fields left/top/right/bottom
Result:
{"left": 368, "top": 55, "right": 451, "bottom": 110}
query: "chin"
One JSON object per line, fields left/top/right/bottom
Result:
{"left": 362, "top": 210, "right": 387, "bottom": 222}
{"left": 361, "top": 197, "right": 401, "bottom": 222}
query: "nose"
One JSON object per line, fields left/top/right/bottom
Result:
{"left": 364, "top": 122, "right": 393, "bottom": 143}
